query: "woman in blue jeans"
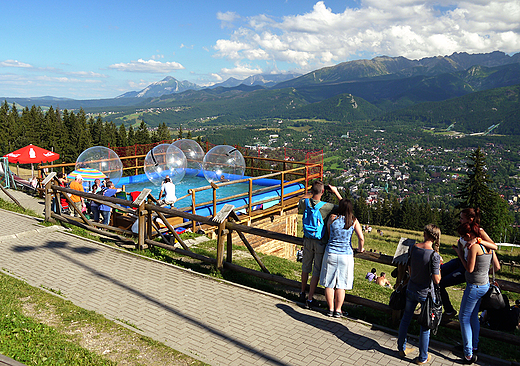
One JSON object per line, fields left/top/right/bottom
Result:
{"left": 398, "top": 224, "right": 441, "bottom": 365}
{"left": 440, "top": 207, "right": 495, "bottom": 317}
{"left": 456, "top": 222, "right": 499, "bottom": 364}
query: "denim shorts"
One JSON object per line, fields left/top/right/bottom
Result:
{"left": 319, "top": 252, "right": 354, "bottom": 290}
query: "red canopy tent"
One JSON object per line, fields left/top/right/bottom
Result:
{"left": 4, "top": 144, "right": 60, "bottom": 178}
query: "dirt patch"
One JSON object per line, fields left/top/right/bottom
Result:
{"left": 20, "top": 298, "right": 204, "bottom": 366}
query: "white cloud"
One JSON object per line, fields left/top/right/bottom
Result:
{"left": 68, "top": 71, "right": 108, "bottom": 78}
{"left": 128, "top": 79, "right": 151, "bottom": 89}
{"left": 220, "top": 63, "right": 263, "bottom": 79}
{"left": 213, "top": 0, "right": 520, "bottom": 72}
{"left": 0, "top": 60, "right": 33, "bottom": 68}
{"left": 109, "top": 59, "right": 185, "bottom": 73}
{"left": 217, "top": 11, "right": 240, "bottom": 28}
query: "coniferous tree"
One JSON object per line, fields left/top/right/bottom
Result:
{"left": 103, "top": 121, "right": 118, "bottom": 147}
{"left": 456, "top": 147, "right": 492, "bottom": 209}
{"left": 117, "top": 123, "right": 128, "bottom": 147}
{"left": 127, "top": 125, "right": 135, "bottom": 146}
{"left": 7, "top": 103, "right": 20, "bottom": 151}
{"left": 456, "top": 147, "right": 513, "bottom": 240}
{"left": 156, "top": 122, "right": 171, "bottom": 142}
{"left": 0, "top": 101, "right": 10, "bottom": 155}
{"left": 177, "top": 125, "right": 183, "bottom": 140}
{"left": 135, "top": 121, "right": 151, "bottom": 145}
{"left": 187, "top": 130, "right": 192, "bottom": 139}
{"left": 76, "top": 109, "right": 92, "bottom": 155}
{"left": 89, "top": 115, "right": 104, "bottom": 146}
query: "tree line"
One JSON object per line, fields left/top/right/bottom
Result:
{"left": 0, "top": 101, "right": 172, "bottom": 163}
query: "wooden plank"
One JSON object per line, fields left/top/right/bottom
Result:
{"left": 132, "top": 188, "right": 151, "bottom": 205}
{"left": 212, "top": 204, "right": 235, "bottom": 224}
{"left": 41, "top": 172, "right": 57, "bottom": 186}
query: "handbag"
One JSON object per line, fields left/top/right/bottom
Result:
{"left": 480, "top": 252, "right": 506, "bottom": 311}
{"left": 389, "top": 282, "right": 407, "bottom": 310}
{"left": 418, "top": 251, "right": 443, "bottom": 334}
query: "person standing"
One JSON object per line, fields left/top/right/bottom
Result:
{"left": 456, "top": 222, "right": 500, "bottom": 364}
{"left": 398, "top": 224, "right": 442, "bottom": 365}
{"left": 69, "top": 174, "right": 85, "bottom": 217}
{"left": 99, "top": 181, "right": 121, "bottom": 226}
{"left": 298, "top": 180, "right": 342, "bottom": 309}
{"left": 319, "top": 198, "right": 364, "bottom": 317}
{"left": 440, "top": 208, "right": 496, "bottom": 318}
{"left": 89, "top": 183, "right": 101, "bottom": 222}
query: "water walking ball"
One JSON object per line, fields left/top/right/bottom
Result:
{"left": 171, "top": 139, "right": 204, "bottom": 177}
{"left": 202, "top": 145, "right": 246, "bottom": 183}
{"left": 165, "top": 144, "right": 187, "bottom": 184}
{"left": 75, "top": 146, "right": 123, "bottom": 186}
{"left": 144, "top": 144, "right": 187, "bottom": 186}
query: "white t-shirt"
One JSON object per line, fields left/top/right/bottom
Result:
{"left": 161, "top": 182, "right": 177, "bottom": 204}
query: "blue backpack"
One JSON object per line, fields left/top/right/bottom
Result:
{"left": 302, "top": 199, "right": 326, "bottom": 239}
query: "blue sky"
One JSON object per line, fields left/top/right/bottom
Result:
{"left": 1, "top": 0, "right": 519, "bottom": 99}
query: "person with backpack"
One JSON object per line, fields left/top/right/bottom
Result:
{"left": 99, "top": 181, "right": 122, "bottom": 226}
{"left": 319, "top": 198, "right": 365, "bottom": 317}
{"left": 397, "top": 224, "right": 441, "bottom": 365}
{"left": 298, "top": 180, "right": 342, "bottom": 309}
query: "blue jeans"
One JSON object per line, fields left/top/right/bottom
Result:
{"left": 398, "top": 289, "right": 431, "bottom": 362}
{"left": 459, "top": 282, "right": 489, "bottom": 358}
{"left": 100, "top": 210, "right": 111, "bottom": 226}
{"left": 90, "top": 204, "right": 100, "bottom": 222}
{"left": 439, "top": 258, "right": 466, "bottom": 313}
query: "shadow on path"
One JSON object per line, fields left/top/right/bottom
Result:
{"left": 11, "top": 239, "right": 290, "bottom": 366}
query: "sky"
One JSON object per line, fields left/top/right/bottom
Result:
{"left": 1, "top": 0, "right": 519, "bottom": 100}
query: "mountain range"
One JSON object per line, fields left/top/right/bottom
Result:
{"left": 2, "top": 51, "right": 519, "bottom": 134}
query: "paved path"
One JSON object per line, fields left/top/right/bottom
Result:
{"left": 0, "top": 194, "right": 508, "bottom": 365}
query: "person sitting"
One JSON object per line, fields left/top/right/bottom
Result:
{"left": 158, "top": 177, "right": 177, "bottom": 206}
{"left": 376, "top": 272, "right": 393, "bottom": 288}
{"left": 366, "top": 268, "right": 377, "bottom": 282}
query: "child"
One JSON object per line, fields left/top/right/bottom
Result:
{"left": 366, "top": 268, "right": 377, "bottom": 282}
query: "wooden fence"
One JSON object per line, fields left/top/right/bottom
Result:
{"left": 40, "top": 176, "right": 520, "bottom": 347}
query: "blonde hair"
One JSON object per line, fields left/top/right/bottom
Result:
{"left": 424, "top": 224, "right": 441, "bottom": 252}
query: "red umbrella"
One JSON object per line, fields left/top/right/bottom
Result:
{"left": 4, "top": 144, "right": 60, "bottom": 177}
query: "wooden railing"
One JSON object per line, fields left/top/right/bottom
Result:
{"left": 39, "top": 174, "right": 520, "bottom": 348}
{"left": 39, "top": 157, "right": 323, "bottom": 228}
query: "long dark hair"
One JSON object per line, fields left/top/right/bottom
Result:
{"left": 338, "top": 198, "right": 355, "bottom": 229}
{"left": 457, "top": 222, "right": 481, "bottom": 239}
{"left": 461, "top": 207, "right": 481, "bottom": 226}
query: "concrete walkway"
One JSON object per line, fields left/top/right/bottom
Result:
{"left": 0, "top": 192, "right": 507, "bottom": 365}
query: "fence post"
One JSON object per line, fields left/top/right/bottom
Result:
{"left": 138, "top": 201, "right": 146, "bottom": 250}
{"left": 44, "top": 181, "right": 53, "bottom": 222}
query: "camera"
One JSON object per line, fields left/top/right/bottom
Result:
{"left": 324, "top": 185, "right": 332, "bottom": 191}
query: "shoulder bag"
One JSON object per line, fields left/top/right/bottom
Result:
{"left": 389, "top": 281, "right": 407, "bottom": 310}
{"left": 480, "top": 251, "right": 506, "bottom": 311}
{"left": 418, "top": 251, "right": 443, "bottom": 334}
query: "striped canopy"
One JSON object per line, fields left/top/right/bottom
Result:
{"left": 68, "top": 168, "right": 106, "bottom": 181}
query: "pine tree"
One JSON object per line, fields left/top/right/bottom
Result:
{"left": 456, "top": 147, "right": 492, "bottom": 210}
{"left": 117, "top": 123, "right": 128, "bottom": 147}
{"left": 177, "top": 125, "right": 183, "bottom": 140}
{"left": 0, "top": 101, "right": 10, "bottom": 155}
{"left": 187, "top": 130, "right": 192, "bottom": 139}
{"left": 156, "top": 122, "right": 170, "bottom": 142}
{"left": 135, "top": 121, "right": 151, "bottom": 145}
{"left": 456, "top": 147, "right": 513, "bottom": 240}
{"left": 127, "top": 126, "right": 135, "bottom": 146}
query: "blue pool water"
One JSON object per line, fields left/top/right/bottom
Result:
{"left": 118, "top": 173, "right": 304, "bottom": 216}
{"left": 122, "top": 175, "right": 263, "bottom": 209}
